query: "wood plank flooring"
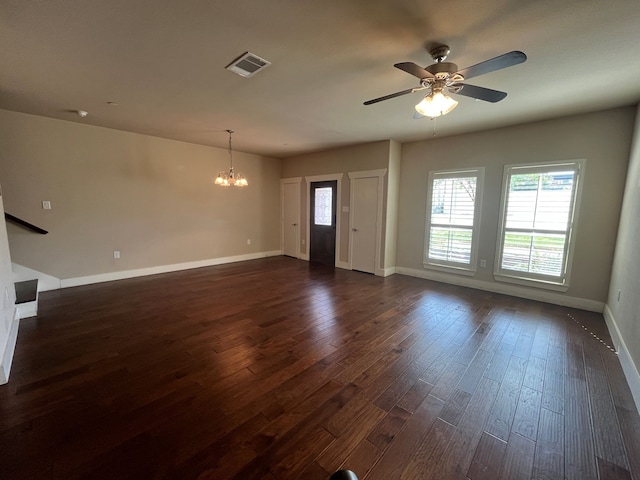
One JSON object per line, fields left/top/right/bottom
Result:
{"left": 1, "top": 256, "right": 639, "bottom": 479}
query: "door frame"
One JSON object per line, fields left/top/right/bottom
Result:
{"left": 348, "top": 169, "right": 386, "bottom": 276}
{"left": 281, "top": 177, "right": 302, "bottom": 259}
{"left": 304, "top": 173, "right": 344, "bottom": 265}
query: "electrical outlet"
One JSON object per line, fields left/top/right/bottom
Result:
{"left": 247, "top": 239, "right": 251, "bottom": 245}
{"left": 480, "top": 259, "right": 487, "bottom": 268}
{"left": 302, "top": 239, "right": 305, "bottom": 245}
{"left": 113, "top": 251, "right": 120, "bottom": 259}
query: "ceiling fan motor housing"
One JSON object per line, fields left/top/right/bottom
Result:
{"left": 430, "top": 45, "right": 451, "bottom": 62}
{"left": 426, "top": 62, "right": 459, "bottom": 76}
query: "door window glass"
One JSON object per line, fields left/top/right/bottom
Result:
{"left": 314, "top": 187, "right": 333, "bottom": 226}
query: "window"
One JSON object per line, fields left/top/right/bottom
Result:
{"left": 495, "top": 160, "right": 584, "bottom": 290}
{"left": 314, "top": 187, "right": 333, "bottom": 226}
{"left": 424, "top": 168, "right": 484, "bottom": 274}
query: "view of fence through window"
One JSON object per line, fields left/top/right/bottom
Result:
{"left": 314, "top": 187, "right": 333, "bottom": 226}
{"left": 429, "top": 176, "right": 477, "bottom": 264}
{"left": 501, "top": 171, "right": 575, "bottom": 277}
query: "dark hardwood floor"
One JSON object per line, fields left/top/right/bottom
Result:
{"left": 1, "top": 256, "right": 639, "bottom": 479}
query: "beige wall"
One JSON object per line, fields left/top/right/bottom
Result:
{"left": 1, "top": 106, "right": 635, "bottom": 303}
{"left": 397, "top": 107, "right": 635, "bottom": 302}
{"left": 282, "top": 141, "right": 392, "bottom": 264}
{"left": 608, "top": 104, "right": 640, "bottom": 380}
{"left": 0, "top": 109, "right": 282, "bottom": 280}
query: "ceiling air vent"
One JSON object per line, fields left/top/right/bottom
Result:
{"left": 225, "top": 52, "right": 271, "bottom": 78}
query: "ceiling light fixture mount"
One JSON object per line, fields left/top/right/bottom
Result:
{"left": 214, "top": 129, "right": 248, "bottom": 187}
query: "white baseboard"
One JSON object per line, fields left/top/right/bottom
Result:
{"left": 603, "top": 304, "right": 640, "bottom": 414}
{"left": 300, "top": 253, "right": 309, "bottom": 261}
{"left": 0, "top": 308, "right": 20, "bottom": 385}
{"left": 395, "top": 267, "right": 604, "bottom": 313}
{"left": 382, "top": 266, "right": 397, "bottom": 277}
{"left": 60, "top": 250, "right": 282, "bottom": 289}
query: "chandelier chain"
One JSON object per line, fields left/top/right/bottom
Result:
{"left": 227, "top": 129, "right": 234, "bottom": 169}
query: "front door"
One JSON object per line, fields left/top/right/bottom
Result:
{"left": 310, "top": 180, "right": 337, "bottom": 266}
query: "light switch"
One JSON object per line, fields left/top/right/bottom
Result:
{"left": 42, "top": 201, "right": 51, "bottom": 210}
{"left": 342, "top": 206, "right": 349, "bottom": 213}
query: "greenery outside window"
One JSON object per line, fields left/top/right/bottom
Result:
{"left": 424, "top": 168, "right": 484, "bottom": 275}
{"left": 495, "top": 160, "right": 585, "bottom": 291}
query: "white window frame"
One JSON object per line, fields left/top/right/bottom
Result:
{"left": 424, "top": 167, "right": 484, "bottom": 276}
{"left": 494, "top": 159, "right": 585, "bottom": 292}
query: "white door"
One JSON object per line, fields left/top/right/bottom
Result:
{"left": 351, "top": 176, "right": 378, "bottom": 273}
{"left": 282, "top": 181, "right": 300, "bottom": 258}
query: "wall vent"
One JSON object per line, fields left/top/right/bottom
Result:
{"left": 225, "top": 52, "right": 271, "bottom": 78}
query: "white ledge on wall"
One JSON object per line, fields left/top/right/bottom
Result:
{"left": 424, "top": 263, "right": 477, "bottom": 277}
{"left": 60, "top": 250, "right": 282, "bottom": 289}
{"left": 494, "top": 272, "right": 569, "bottom": 293}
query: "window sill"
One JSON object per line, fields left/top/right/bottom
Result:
{"left": 423, "top": 263, "right": 477, "bottom": 277}
{"left": 493, "top": 273, "right": 569, "bottom": 292}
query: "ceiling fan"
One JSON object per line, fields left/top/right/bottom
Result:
{"left": 364, "top": 45, "right": 527, "bottom": 118}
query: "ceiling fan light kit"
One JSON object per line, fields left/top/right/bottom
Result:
{"left": 415, "top": 90, "right": 458, "bottom": 118}
{"left": 364, "top": 45, "right": 527, "bottom": 119}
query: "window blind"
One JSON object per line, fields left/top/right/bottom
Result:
{"left": 428, "top": 175, "right": 477, "bottom": 265}
{"left": 496, "top": 161, "right": 582, "bottom": 288}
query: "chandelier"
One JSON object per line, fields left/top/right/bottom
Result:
{"left": 214, "top": 129, "right": 248, "bottom": 187}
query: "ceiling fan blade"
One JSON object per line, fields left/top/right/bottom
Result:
{"left": 455, "top": 51, "right": 526, "bottom": 80}
{"left": 450, "top": 83, "right": 507, "bottom": 102}
{"left": 363, "top": 88, "right": 417, "bottom": 105}
{"left": 394, "top": 62, "right": 435, "bottom": 79}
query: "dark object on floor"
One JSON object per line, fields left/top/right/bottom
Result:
{"left": 330, "top": 470, "right": 358, "bottom": 480}
{"left": 15, "top": 279, "right": 38, "bottom": 304}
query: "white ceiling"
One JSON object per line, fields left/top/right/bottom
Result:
{"left": 1, "top": 0, "right": 640, "bottom": 158}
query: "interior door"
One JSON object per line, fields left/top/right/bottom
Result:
{"left": 310, "top": 180, "right": 337, "bottom": 266}
{"left": 282, "top": 182, "right": 299, "bottom": 258}
{"left": 351, "top": 176, "right": 378, "bottom": 274}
